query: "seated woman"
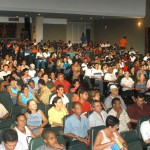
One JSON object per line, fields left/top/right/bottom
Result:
{"left": 25, "top": 100, "right": 48, "bottom": 137}
{"left": 21, "top": 68, "right": 31, "bottom": 84}
{"left": 48, "top": 96, "right": 68, "bottom": 127}
{"left": 70, "top": 79, "right": 80, "bottom": 92}
{"left": 71, "top": 87, "right": 80, "bottom": 102}
{"left": 18, "top": 84, "right": 38, "bottom": 107}
{"left": 14, "top": 114, "right": 36, "bottom": 150}
{"left": 7, "top": 76, "right": 21, "bottom": 105}
{"left": 135, "top": 73, "right": 147, "bottom": 94}
{"left": 94, "top": 115, "right": 127, "bottom": 150}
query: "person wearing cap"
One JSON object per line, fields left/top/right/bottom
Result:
{"left": 104, "top": 85, "right": 127, "bottom": 110}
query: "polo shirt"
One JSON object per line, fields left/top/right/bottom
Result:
{"left": 127, "top": 103, "right": 150, "bottom": 120}
{"left": 64, "top": 114, "right": 90, "bottom": 139}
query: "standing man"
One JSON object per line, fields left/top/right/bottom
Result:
{"left": 120, "top": 36, "right": 127, "bottom": 49}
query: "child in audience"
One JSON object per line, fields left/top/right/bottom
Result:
{"left": 36, "top": 130, "right": 66, "bottom": 150}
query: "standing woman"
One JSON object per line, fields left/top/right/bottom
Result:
{"left": 25, "top": 100, "right": 48, "bottom": 137}
{"left": 7, "top": 76, "right": 21, "bottom": 104}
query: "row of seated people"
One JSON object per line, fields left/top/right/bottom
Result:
{"left": 0, "top": 91, "right": 150, "bottom": 149}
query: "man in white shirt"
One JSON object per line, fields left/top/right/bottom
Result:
{"left": 108, "top": 97, "right": 131, "bottom": 133}
{"left": 0, "top": 129, "right": 25, "bottom": 150}
{"left": 50, "top": 85, "right": 69, "bottom": 105}
{"left": 81, "top": 58, "right": 88, "bottom": 71}
{"left": 88, "top": 100, "right": 107, "bottom": 127}
{"left": 140, "top": 120, "right": 150, "bottom": 144}
{"left": 143, "top": 52, "right": 150, "bottom": 61}
{"left": 91, "top": 63, "right": 104, "bottom": 94}
{"left": 0, "top": 64, "right": 11, "bottom": 80}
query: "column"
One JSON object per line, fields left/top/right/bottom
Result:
{"left": 32, "top": 17, "right": 43, "bottom": 43}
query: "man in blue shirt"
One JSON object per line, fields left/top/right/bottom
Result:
{"left": 64, "top": 102, "right": 90, "bottom": 144}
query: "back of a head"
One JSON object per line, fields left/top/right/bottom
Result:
{"left": 2, "top": 129, "right": 18, "bottom": 143}
{"left": 106, "top": 115, "right": 119, "bottom": 127}
{"left": 38, "top": 79, "right": 46, "bottom": 86}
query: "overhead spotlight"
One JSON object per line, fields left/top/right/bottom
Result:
{"left": 80, "top": 17, "right": 83, "bottom": 20}
{"left": 90, "top": 17, "right": 92, "bottom": 20}
{"left": 38, "top": 13, "right": 40, "bottom": 16}
{"left": 25, "top": 15, "right": 28, "bottom": 17}
{"left": 102, "top": 16, "right": 105, "bottom": 19}
{"left": 16, "top": 16, "right": 19, "bottom": 18}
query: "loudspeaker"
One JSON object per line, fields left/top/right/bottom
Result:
{"left": 24, "top": 17, "right": 31, "bottom": 40}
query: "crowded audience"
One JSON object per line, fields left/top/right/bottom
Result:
{"left": 0, "top": 38, "right": 150, "bottom": 149}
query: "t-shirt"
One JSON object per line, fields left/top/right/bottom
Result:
{"left": 0, "top": 103, "right": 8, "bottom": 118}
{"left": 36, "top": 144, "right": 66, "bottom": 150}
{"left": 0, "top": 141, "right": 25, "bottom": 150}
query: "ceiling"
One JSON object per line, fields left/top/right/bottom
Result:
{"left": 0, "top": 10, "right": 130, "bottom": 21}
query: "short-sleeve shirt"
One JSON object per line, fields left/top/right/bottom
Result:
{"left": 48, "top": 106, "right": 67, "bottom": 126}
{"left": 108, "top": 108, "right": 130, "bottom": 132}
{"left": 64, "top": 114, "right": 90, "bottom": 140}
{"left": 0, "top": 141, "right": 25, "bottom": 150}
{"left": 54, "top": 80, "right": 71, "bottom": 94}
{"left": 127, "top": 103, "right": 150, "bottom": 120}
{"left": 36, "top": 144, "right": 66, "bottom": 150}
{"left": 0, "top": 103, "right": 8, "bottom": 118}
{"left": 88, "top": 111, "right": 107, "bottom": 127}
{"left": 76, "top": 100, "right": 91, "bottom": 115}
{"left": 140, "top": 120, "right": 150, "bottom": 142}
{"left": 20, "top": 92, "right": 33, "bottom": 104}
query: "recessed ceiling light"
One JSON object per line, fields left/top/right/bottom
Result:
{"left": 90, "top": 17, "right": 92, "bottom": 20}
{"left": 80, "top": 17, "right": 83, "bottom": 20}
{"left": 16, "top": 16, "right": 18, "bottom": 18}
{"left": 38, "top": 13, "right": 40, "bottom": 16}
{"left": 25, "top": 15, "right": 28, "bottom": 17}
{"left": 102, "top": 16, "right": 105, "bottom": 19}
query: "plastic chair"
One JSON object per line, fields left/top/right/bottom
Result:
{"left": 29, "top": 137, "right": 44, "bottom": 150}
{"left": 68, "top": 142, "right": 89, "bottom": 150}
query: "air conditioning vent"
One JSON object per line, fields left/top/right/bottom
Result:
{"left": 8, "top": 18, "right": 19, "bottom": 21}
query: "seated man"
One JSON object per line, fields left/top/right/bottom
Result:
{"left": 104, "top": 85, "right": 127, "bottom": 110}
{"left": 50, "top": 85, "right": 69, "bottom": 105}
{"left": 88, "top": 100, "right": 107, "bottom": 127}
{"left": 127, "top": 93, "right": 150, "bottom": 124}
{"left": 76, "top": 89, "right": 91, "bottom": 115}
{"left": 54, "top": 73, "right": 71, "bottom": 94}
{"left": 0, "top": 103, "right": 9, "bottom": 119}
{"left": 64, "top": 102, "right": 90, "bottom": 144}
{"left": 0, "top": 129, "right": 24, "bottom": 150}
{"left": 140, "top": 119, "right": 150, "bottom": 144}
{"left": 37, "top": 130, "right": 66, "bottom": 150}
{"left": 108, "top": 98, "right": 131, "bottom": 132}
{"left": 35, "top": 79, "right": 52, "bottom": 105}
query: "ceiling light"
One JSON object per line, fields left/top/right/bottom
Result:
{"left": 38, "top": 13, "right": 40, "bottom": 16}
{"left": 90, "top": 17, "right": 92, "bottom": 20}
{"left": 16, "top": 16, "right": 18, "bottom": 18}
{"left": 102, "top": 16, "right": 105, "bottom": 19}
{"left": 80, "top": 17, "right": 83, "bottom": 20}
{"left": 25, "top": 15, "right": 28, "bottom": 17}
